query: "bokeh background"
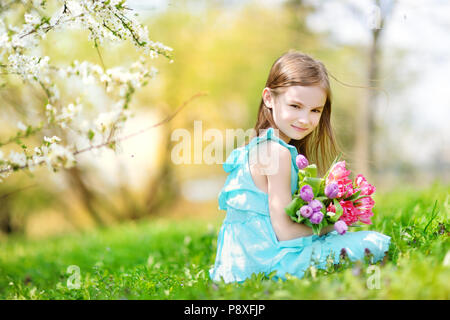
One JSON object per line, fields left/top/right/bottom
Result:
{"left": 1, "top": 0, "right": 449, "bottom": 239}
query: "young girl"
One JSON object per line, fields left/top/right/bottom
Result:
{"left": 209, "top": 50, "right": 391, "bottom": 283}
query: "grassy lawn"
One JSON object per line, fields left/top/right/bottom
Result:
{"left": 1, "top": 182, "right": 449, "bottom": 299}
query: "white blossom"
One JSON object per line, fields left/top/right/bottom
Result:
{"left": 17, "top": 121, "right": 27, "bottom": 131}
{"left": 46, "top": 143, "right": 76, "bottom": 170}
{"left": 44, "top": 136, "right": 62, "bottom": 144}
{"left": 34, "top": 147, "right": 42, "bottom": 156}
{"left": 24, "top": 13, "right": 41, "bottom": 26}
{"left": 95, "top": 110, "right": 122, "bottom": 133}
{"left": 9, "top": 151, "right": 27, "bottom": 167}
{"left": 54, "top": 102, "right": 83, "bottom": 129}
{"left": 7, "top": 54, "right": 51, "bottom": 84}
{"left": 34, "top": 142, "right": 76, "bottom": 172}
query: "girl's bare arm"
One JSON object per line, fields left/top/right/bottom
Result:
{"left": 262, "top": 142, "right": 334, "bottom": 241}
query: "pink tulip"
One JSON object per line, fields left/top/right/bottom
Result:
{"left": 354, "top": 196, "right": 375, "bottom": 225}
{"left": 354, "top": 174, "right": 376, "bottom": 196}
{"left": 326, "top": 161, "right": 351, "bottom": 185}
{"left": 354, "top": 196, "right": 375, "bottom": 212}
{"left": 355, "top": 174, "right": 367, "bottom": 187}
{"left": 337, "top": 178, "right": 354, "bottom": 198}
{"left": 358, "top": 211, "right": 374, "bottom": 225}
{"left": 339, "top": 200, "right": 360, "bottom": 226}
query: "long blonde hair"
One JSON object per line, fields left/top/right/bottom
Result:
{"left": 247, "top": 49, "right": 340, "bottom": 176}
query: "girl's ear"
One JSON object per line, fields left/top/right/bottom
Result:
{"left": 262, "top": 87, "right": 273, "bottom": 109}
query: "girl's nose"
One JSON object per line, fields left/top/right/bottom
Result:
{"left": 296, "top": 115, "right": 309, "bottom": 125}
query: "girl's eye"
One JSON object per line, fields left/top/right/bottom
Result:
{"left": 291, "top": 105, "right": 321, "bottom": 113}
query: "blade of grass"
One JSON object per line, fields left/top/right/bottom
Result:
{"left": 422, "top": 200, "right": 439, "bottom": 235}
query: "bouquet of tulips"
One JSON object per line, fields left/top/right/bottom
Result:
{"left": 284, "top": 154, "right": 376, "bottom": 236}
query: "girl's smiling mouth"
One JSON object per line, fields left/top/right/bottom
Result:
{"left": 291, "top": 124, "right": 308, "bottom": 132}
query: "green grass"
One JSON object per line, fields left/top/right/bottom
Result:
{"left": 1, "top": 182, "right": 449, "bottom": 299}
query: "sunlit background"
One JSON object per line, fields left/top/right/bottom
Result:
{"left": 1, "top": 0, "right": 449, "bottom": 239}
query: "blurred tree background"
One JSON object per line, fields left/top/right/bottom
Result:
{"left": 0, "top": 0, "right": 448, "bottom": 239}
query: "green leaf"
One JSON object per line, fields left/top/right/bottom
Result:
{"left": 298, "top": 170, "right": 306, "bottom": 182}
{"left": 317, "top": 179, "right": 326, "bottom": 197}
{"left": 323, "top": 198, "right": 332, "bottom": 209}
{"left": 296, "top": 214, "right": 306, "bottom": 224}
{"left": 331, "top": 198, "right": 344, "bottom": 223}
{"left": 304, "top": 164, "right": 318, "bottom": 178}
{"left": 303, "top": 177, "right": 323, "bottom": 196}
{"left": 88, "top": 129, "right": 95, "bottom": 141}
{"left": 315, "top": 196, "right": 328, "bottom": 202}
{"left": 311, "top": 224, "right": 321, "bottom": 236}
{"left": 284, "top": 197, "right": 302, "bottom": 217}
{"left": 353, "top": 194, "right": 372, "bottom": 202}
{"left": 304, "top": 220, "right": 313, "bottom": 228}
{"left": 344, "top": 190, "right": 362, "bottom": 201}
{"left": 108, "top": 141, "right": 116, "bottom": 151}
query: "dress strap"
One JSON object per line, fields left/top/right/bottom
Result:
{"left": 246, "top": 127, "right": 299, "bottom": 170}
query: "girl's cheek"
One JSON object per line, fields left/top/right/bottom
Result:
{"left": 311, "top": 115, "right": 321, "bottom": 128}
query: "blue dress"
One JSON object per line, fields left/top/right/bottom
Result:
{"left": 209, "top": 127, "right": 391, "bottom": 283}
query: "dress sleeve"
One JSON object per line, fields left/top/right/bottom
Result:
{"left": 222, "top": 147, "right": 246, "bottom": 173}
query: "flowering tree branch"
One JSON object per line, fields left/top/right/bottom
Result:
{"left": 0, "top": 91, "right": 206, "bottom": 175}
{"left": 0, "top": 0, "right": 176, "bottom": 182}
{"left": 74, "top": 91, "right": 208, "bottom": 156}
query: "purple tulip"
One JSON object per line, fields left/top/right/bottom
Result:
{"left": 325, "top": 182, "right": 339, "bottom": 199}
{"left": 310, "top": 211, "right": 324, "bottom": 225}
{"left": 299, "top": 205, "right": 313, "bottom": 218}
{"left": 299, "top": 185, "right": 314, "bottom": 202}
{"left": 334, "top": 220, "right": 348, "bottom": 235}
{"left": 308, "top": 199, "right": 323, "bottom": 213}
{"left": 296, "top": 154, "right": 309, "bottom": 169}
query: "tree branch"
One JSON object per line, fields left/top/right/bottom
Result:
{"left": 0, "top": 92, "right": 207, "bottom": 174}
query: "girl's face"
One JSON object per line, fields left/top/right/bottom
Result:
{"left": 262, "top": 85, "right": 327, "bottom": 143}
